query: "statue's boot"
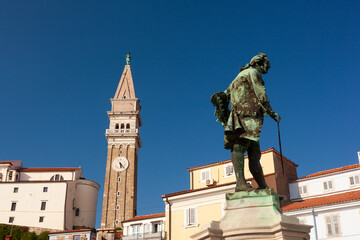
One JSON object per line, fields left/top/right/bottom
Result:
{"left": 248, "top": 141, "right": 269, "bottom": 189}
{"left": 232, "top": 144, "right": 248, "bottom": 191}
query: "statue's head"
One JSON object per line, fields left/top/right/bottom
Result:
{"left": 249, "top": 53, "right": 270, "bottom": 74}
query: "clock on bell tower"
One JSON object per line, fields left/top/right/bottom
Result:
{"left": 98, "top": 53, "right": 141, "bottom": 238}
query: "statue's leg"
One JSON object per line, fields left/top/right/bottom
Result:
{"left": 248, "top": 141, "right": 269, "bottom": 189}
{"left": 232, "top": 141, "right": 249, "bottom": 191}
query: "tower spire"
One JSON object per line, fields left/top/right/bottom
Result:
{"left": 113, "top": 53, "right": 136, "bottom": 100}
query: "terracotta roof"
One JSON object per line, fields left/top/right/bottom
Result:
{"left": 162, "top": 173, "right": 275, "bottom": 198}
{"left": 122, "top": 213, "right": 165, "bottom": 223}
{"left": 297, "top": 164, "right": 360, "bottom": 180}
{"left": 20, "top": 167, "right": 80, "bottom": 172}
{"left": 0, "top": 161, "right": 13, "bottom": 165}
{"left": 282, "top": 190, "right": 360, "bottom": 211}
{"left": 187, "top": 148, "right": 297, "bottom": 171}
{"left": 49, "top": 229, "right": 93, "bottom": 234}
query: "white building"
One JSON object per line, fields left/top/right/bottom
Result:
{"left": 121, "top": 213, "right": 166, "bottom": 240}
{"left": 0, "top": 160, "right": 100, "bottom": 232}
{"left": 283, "top": 153, "right": 360, "bottom": 240}
{"left": 49, "top": 229, "right": 97, "bottom": 240}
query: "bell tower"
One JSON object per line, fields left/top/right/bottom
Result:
{"left": 98, "top": 53, "right": 141, "bottom": 239}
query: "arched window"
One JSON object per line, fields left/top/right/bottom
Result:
{"left": 126, "top": 123, "right": 130, "bottom": 129}
{"left": 120, "top": 123, "right": 125, "bottom": 129}
{"left": 0, "top": 173, "right": 3, "bottom": 181}
{"left": 8, "top": 171, "right": 13, "bottom": 181}
{"left": 115, "top": 124, "right": 119, "bottom": 129}
{"left": 15, "top": 174, "right": 19, "bottom": 181}
{"left": 50, "top": 174, "right": 64, "bottom": 181}
{"left": 75, "top": 208, "right": 80, "bottom": 216}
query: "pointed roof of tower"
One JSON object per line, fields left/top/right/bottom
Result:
{"left": 114, "top": 53, "right": 136, "bottom": 99}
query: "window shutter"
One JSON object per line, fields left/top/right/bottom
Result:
{"left": 325, "top": 215, "right": 332, "bottom": 235}
{"left": 329, "top": 181, "right": 333, "bottom": 189}
{"left": 303, "top": 186, "right": 307, "bottom": 194}
{"left": 350, "top": 176, "right": 355, "bottom": 185}
{"left": 298, "top": 186, "right": 302, "bottom": 195}
{"left": 333, "top": 215, "right": 340, "bottom": 235}
{"left": 323, "top": 182, "right": 328, "bottom": 190}
{"left": 355, "top": 175, "right": 359, "bottom": 184}
{"left": 189, "top": 208, "right": 195, "bottom": 225}
{"left": 201, "top": 172, "right": 205, "bottom": 181}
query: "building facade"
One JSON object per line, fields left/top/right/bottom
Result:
{"left": 0, "top": 160, "right": 100, "bottom": 232}
{"left": 161, "top": 148, "right": 298, "bottom": 240}
{"left": 97, "top": 56, "right": 142, "bottom": 240}
{"left": 49, "top": 229, "right": 97, "bottom": 240}
{"left": 121, "top": 213, "right": 166, "bottom": 240}
{"left": 283, "top": 153, "right": 360, "bottom": 240}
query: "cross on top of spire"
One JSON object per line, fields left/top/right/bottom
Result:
{"left": 125, "top": 52, "right": 131, "bottom": 65}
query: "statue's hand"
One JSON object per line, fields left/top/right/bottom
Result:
{"left": 274, "top": 113, "right": 281, "bottom": 123}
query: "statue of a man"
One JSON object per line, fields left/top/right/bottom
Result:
{"left": 211, "top": 53, "right": 280, "bottom": 191}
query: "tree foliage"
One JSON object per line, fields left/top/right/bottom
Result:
{"left": 0, "top": 225, "right": 48, "bottom": 240}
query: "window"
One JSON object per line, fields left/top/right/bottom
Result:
{"left": 41, "top": 201, "right": 46, "bottom": 210}
{"left": 121, "top": 123, "right": 125, "bottom": 129}
{"left": 325, "top": 214, "right": 341, "bottom": 237}
{"left": 117, "top": 191, "right": 120, "bottom": 196}
{"left": 152, "top": 222, "right": 161, "bottom": 233}
{"left": 9, "top": 171, "right": 13, "bottom": 181}
{"left": 13, "top": 187, "right": 18, "bottom": 193}
{"left": 126, "top": 123, "right": 130, "bottom": 129}
{"left": 200, "top": 169, "right": 211, "bottom": 182}
{"left": 116, "top": 205, "right": 120, "bottom": 210}
{"left": 43, "top": 187, "right": 48, "bottom": 192}
{"left": 0, "top": 173, "right": 3, "bottom": 181}
{"left": 9, "top": 217, "right": 14, "bottom": 223}
{"left": 118, "top": 177, "right": 121, "bottom": 182}
{"left": 298, "top": 185, "right": 308, "bottom": 196}
{"left": 115, "top": 220, "right": 119, "bottom": 225}
{"left": 39, "top": 216, "right": 44, "bottom": 222}
{"left": 73, "top": 236, "right": 81, "bottom": 240}
{"left": 50, "top": 174, "right": 64, "bottom": 181}
{"left": 15, "top": 174, "right": 19, "bottom": 181}
{"left": 75, "top": 208, "right": 80, "bottom": 216}
{"left": 185, "top": 208, "right": 197, "bottom": 227}
{"left": 11, "top": 202, "right": 16, "bottom": 211}
{"left": 323, "top": 180, "right": 333, "bottom": 191}
{"left": 115, "top": 124, "right": 119, "bottom": 129}
{"left": 224, "top": 164, "right": 234, "bottom": 177}
{"left": 349, "top": 175, "right": 360, "bottom": 186}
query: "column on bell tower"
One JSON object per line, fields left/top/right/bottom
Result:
{"left": 98, "top": 53, "right": 141, "bottom": 239}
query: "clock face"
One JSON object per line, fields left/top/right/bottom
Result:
{"left": 112, "top": 157, "right": 129, "bottom": 172}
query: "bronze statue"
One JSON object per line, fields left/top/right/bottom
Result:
{"left": 211, "top": 53, "right": 280, "bottom": 191}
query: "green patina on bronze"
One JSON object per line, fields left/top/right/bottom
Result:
{"left": 211, "top": 53, "right": 281, "bottom": 192}
{"left": 125, "top": 52, "right": 132, "bottom": 65}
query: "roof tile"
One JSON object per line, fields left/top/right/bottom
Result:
{"left": 283, "top": 190, "right": 360, "bottom": 211}
{"left": 298, "top": 164, "right": 360, "bottom": 180}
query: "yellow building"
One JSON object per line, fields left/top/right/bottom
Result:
{"left": 161, "top": 148, "right": 298, "bottom": 240}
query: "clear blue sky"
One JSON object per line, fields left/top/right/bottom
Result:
{"left": 1, "top": 1, "right": 359, "bottom": 228}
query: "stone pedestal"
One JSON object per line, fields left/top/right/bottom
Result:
{"left": 191, "top": 189, "right": 312, "bottom": 240}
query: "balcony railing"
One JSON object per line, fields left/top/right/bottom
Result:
{"left": 121, "top": 231, "right": 165, "bottom": 240}
{"left": 106, "top": 129, "right": 138, "bottom": 134}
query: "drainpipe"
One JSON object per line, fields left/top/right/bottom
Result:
{"left": 312, "top": 208, "right": 318, "bottom": 240}
{"left": 164, "top": 197, "right": 172, "bottom": 240}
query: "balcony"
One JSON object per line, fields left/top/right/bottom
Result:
{"left": 121, "top": 231, "right": 166, "bottom": 240}
{"left": 106, "top": 129, "right": 138, "bottom": 135}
